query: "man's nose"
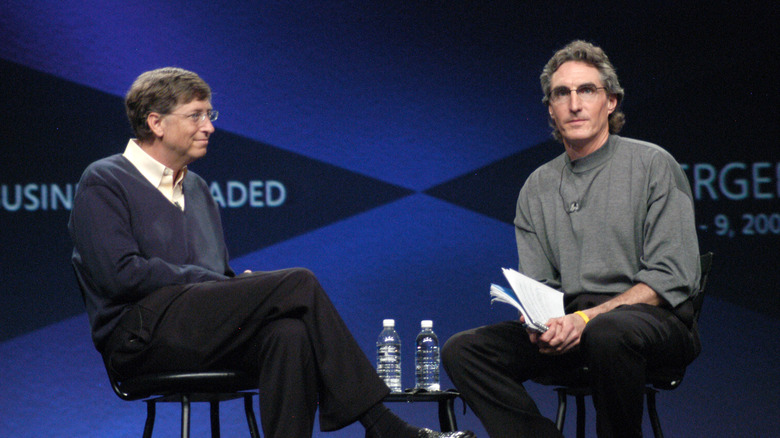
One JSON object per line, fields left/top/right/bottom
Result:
{"left": 568, "top": 90, "right": 583, "bottom": 111}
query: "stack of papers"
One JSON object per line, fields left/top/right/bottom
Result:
{"left": 490, "top": 268, "right": 564, "bottom": 333}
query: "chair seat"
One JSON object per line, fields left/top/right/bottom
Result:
{"left": 532, "top": 366, "right": 591, "bottom": 388}
{"left": 646, "top": 367, "right": 685, "bottom": 391}
{"left": 533, "top": 365, "right": 685, "bottom": 391}
{"left": 109, "top": 370, "right": 261, "bottom": 438}
{"left": 116, "top": 370, "right": 258, "bottom": 400}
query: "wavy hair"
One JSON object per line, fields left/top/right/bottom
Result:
{"left": 540, "top": 40, "right": 625, "bottom": 141}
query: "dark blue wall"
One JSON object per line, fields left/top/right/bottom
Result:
{"left": 1, "top": 1, "right": 778, "bottom": 436}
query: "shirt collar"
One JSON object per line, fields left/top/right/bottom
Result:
{"left": 123, "top": 139, "right": 188, "bottom": 189}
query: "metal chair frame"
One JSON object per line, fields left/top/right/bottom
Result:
{"left": 106, "top": 364, "right": 261, "bottom": 438}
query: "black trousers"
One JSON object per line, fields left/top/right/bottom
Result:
{"left": 442, "top": 304, "right": 700, "bottom": 438}
{"left": 104, "top": 268, "right": 388, "bottom": 438}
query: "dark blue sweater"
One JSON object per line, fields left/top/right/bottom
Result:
{"left": 69, "top": 154, "right": 234, "bottom": 351}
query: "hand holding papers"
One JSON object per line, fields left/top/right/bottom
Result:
{"left": 490, "top": 268, "right": 564, "bottom": 333}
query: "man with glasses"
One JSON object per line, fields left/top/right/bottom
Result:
{"left": 69, "top": 67, "right": 474, "bottom": 438}
{"left": 442, "top": 41, "right": 701, "bottom": 437}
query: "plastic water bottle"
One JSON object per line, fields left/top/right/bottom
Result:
{"left": 415, "top": 320, "right": 440, "bottom": 391}
{"left": 376, "top": 319, "right": 402, "bottom": 393}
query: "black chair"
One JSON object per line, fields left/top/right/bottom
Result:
{"left": 104, "top": 361, "right": 261, "bottom": 438}
{"left": 73, "top": 266, "right": 260, "bottom": 438}
{"left": 534, "top": 252, "right": 713, "bottom": 438}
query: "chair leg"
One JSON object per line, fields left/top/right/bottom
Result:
{"left": 553, "top": 386, "right": 666, "bottom": 437}
{"left": 143, "top": 401, "right": 156, "bottom": 438}
{"left": 210, "top": 400, "right": 221, "bottom": 438}
{"left": 437, "top": 397, "right": 458, "bottom": 432}
{"left": 554, "top": 389, "right": 567, "bottom": 431}
{"left": 574, "top": 394, "right": 585, "bottom": 438}
{"left": 646, "top": 388, "right": 664, "bottom": 438}
{"left": 181, "top": 394, "right": 191, "bottom": 438}
{"left": 244, "top": 393, "right": 260, "bottom": 438}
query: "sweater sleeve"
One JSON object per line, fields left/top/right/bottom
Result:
{"left": 514, "top": 170, "right": 562, "bottom": 291}
{"left": 633, "top": 152, "right": 701, "bottom": 307}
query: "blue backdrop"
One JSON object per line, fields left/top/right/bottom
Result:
{"left": 1, "top": 1, "right": 778, "bottom": 437}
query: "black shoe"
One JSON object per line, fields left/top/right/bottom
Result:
{"left": 418, "top": 429, "right": 476, "bottom": 438}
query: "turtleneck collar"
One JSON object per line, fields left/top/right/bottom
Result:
{"left": 565, "top": 135, "right": 619, "bottom": 173}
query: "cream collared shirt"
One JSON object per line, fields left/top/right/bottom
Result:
{"left": 123, "top": 139, "right": 187, "bottom": 210}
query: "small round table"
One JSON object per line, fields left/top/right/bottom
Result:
{"left": 383, "top": 389, "right": 462, "bottom": 432}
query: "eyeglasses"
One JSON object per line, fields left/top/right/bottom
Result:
{"left": 548, "top": 84, "right": 607, "bottom": 105}
{"left": 166, "top": 110, "right": 219, "bottom": 124}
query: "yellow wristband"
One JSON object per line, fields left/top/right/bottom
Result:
{"left": 574, "top": 311, "right": 590, "bottom": 324}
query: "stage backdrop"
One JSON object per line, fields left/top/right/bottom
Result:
{"left": 1, "top": 1, "right": 778, "bottom": 437}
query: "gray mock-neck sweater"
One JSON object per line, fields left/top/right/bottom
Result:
{"left": 514, "top": 135, "right": 700, "bottom": 313}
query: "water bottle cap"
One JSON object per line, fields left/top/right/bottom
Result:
{"left": 383, "top": 319, "right": 395, "bottom": 327}
{"left": 421, "top": 320, "right": 433, "bottom": 328}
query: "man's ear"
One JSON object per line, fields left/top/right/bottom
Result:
{"left": 147, "top": 112, "right": 165, "bottom": 137}
{"left": 607, "top": 95, "right": 618, "bottom": 114}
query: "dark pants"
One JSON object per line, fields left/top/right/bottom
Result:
{"left": 442, "top": 304, "right": 700, "bottom": 438}
{"left": 104, "top": 268, "right": 388, "bottom": 438}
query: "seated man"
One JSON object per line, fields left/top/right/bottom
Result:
{"left": 442, "top": 41, "right": 701, "bottom": 438}
{"left": 69, "top": 67, "right": 474, "bottom": 438}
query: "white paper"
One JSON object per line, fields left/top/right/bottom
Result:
{"left": 489, "top": 268, "right": 564, "bottom": 332}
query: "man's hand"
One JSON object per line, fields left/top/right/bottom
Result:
{"left": 526, "top": 282, "right": 663, "bottom": 354}
{"left": 530, "top": 313, "right": 587, "bottom": 355}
